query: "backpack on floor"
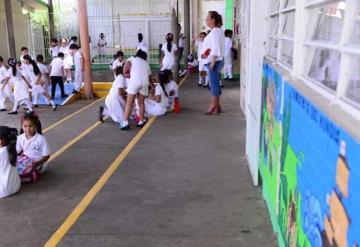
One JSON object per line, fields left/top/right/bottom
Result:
{"left": 16, "top": 155, "right": 39, "bottom": 183}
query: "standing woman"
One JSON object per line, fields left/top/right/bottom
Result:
{"left": 201, "top": 11, "right": 225, "bottom": 114}
{"left": 160, "top": 33, "right": 177, "bottom": 71}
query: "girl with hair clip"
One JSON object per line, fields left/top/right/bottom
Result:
{"left": 0, "top": 126, "right": 21, "bottom": 198}
{"left": 17, "top": 113, "right": 50, "bottom": 175}
{"left": 160, "top": 33, "right": 178, "bottom": 71}
{"left": 6, "top": 59, "right": 33, "bottom": 115}
{"left": 144, "top": 70, "right": 170, "bottom": 117}
{"left": 99, "top": 65, "right": 127, "bottom": 124}
{"left": 22, "top": 55, "right": 57, "bottom": 110}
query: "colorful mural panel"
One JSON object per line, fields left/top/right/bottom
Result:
{"left": 259, "top": 62, "right": 360, "bottom": 247}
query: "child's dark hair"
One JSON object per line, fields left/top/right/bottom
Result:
{"left": 36, "top": 54, "right": 44, "bottom": 63}
{"left": 158, "top": 70, "right": 171, "bottom": 97}
{"left": 51, "top": 38, "right": 58, "bottom": 43}
{"left": 200, "top": 32, "right": 207, "bottom": 37}
{"left": 224, "top": 29, "right": 233, "bottom": 37}
{"left": 58, "top": 52, "right": 65, "bottom": 58}
{"left": 20, "top": 112, "right": 42, "bottom": 135}
{"left": 69, "top": 44, "right": 79, "bottom": 50}
{"left": 116, "top": 50, "right": 124, "bottom": 58}
{"left": 0, "top": 56, "right": 3, "bottom": 63}
{"left": 8, "top": 58, "right": 17, "bottom": 77}
{"left": 0, "top": 126, "right": 18, "bottom": 166}
{"left": 135, "top": 49, "right": 147, "bottom": 61}
{"left": 138, "top": 33, "right": 143, "bottom": 43}
{"left": 23, "top": 55, "right": 41, "bottom": 76}
{"left": 21, "top": 47, "right": 28, "bottom": 52}
{"left": 166, "top": 33, "right": 174, "bottom": 53}
{"left": 114, "top": 65, "right": 123, "bottom": 76}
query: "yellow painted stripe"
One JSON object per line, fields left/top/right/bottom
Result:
{"left": 44, "top": 117, "right": 156, "bottom": 247}
{"left": 43, "top": 97, "right": 105, "bottom": 133}
{"left": 44, "top": 75, "right": 189, "bottom": 247}
{"left": 48, "top": 117, "right": 108, "bottom": 163}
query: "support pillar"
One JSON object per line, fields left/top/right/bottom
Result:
{"left": 77, "top": 0, "right": 94, "bottom": 99}
{"left": 4, "top": 0, "right": 16, "bottom": 58}
{"left": 183, "top": 0, "right": 190, "bottom": 58}
{"left": 48, "top": 0, "right": 55, "bottom": 39}
{"left": 171, "top": 7, "right": 179, "bottom": 83}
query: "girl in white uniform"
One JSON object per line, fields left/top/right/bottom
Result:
{"left": 59, "top": 38, "right": 74, "bottom": 83}
{"left": 121, "top": 49, "right": 152, "bottom": 130}
{"left": 193, "top": 32, "right": 209, "bottom": 86}
{"left": 0, "top": 126, "right": 20, "bottom": 198}
{"left": 17, "top": 113, "right": 50, "bottom": 173}
{"left": 145, "top": 70, "right": 169, "bottom": 117}
{"left": 97, "top": 33, "right": 107, "bottom": 61}
{"left": 136, "top": 33, "right": 148, "bottom": 54}
{"left": 22, "top": 55, "right": 57, "bottom": 110}
{"left": 36, "top": 55, "right": 51, "bottom": 105}
{"left": 0, "top": 56, "right": 14, "bottom": 111}
{"left": 99, "top": 66, "right": 127, "bottom": 123}
{"left": 69, "top": 44, "right": 83, "bottom": 93}
{"left": 160, "top": 33, "right": 177, "bottom": 71}
{"left": 224, "top": 29, "right": 234, "bottom": 80}
{"left": 6, "top": 59, "right": 33, "bottom": 115}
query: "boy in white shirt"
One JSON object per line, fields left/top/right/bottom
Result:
{"left": 224, "top": 29, "right": 234, "bottom": 80}
{"left": 69, "top": 44, "right": 84, "bottom": 94}
{"left": 50, "top": 38, "right": 60, "bottom": 58}
{"left": 20, "top": 47, "right": 33, "bottom": 64}
{"left": 193, "top": 32, "right": 209, "bottom": 87}
{"left": 50, "top": 52, "right": 68, "bottom": 99}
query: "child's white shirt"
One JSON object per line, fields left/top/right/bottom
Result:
{"left": 195, "top": 40, "right": 203, "bottom": 60}
{"left": 154, "top": 84, "right": 168, "bottom": 107}
{"left": 16, "top": 133, "right": 50, "bottom": 162}
{"left": 112, "top": 59, "right": 124, "bottom": 70}
{"left": 50, "top": 46, "right": 60, "bottom": 58}
{"left": 73, "top": 51, "right": 83, "bottom": 70}
{"left": 37, "top": 63, "right": 50, "bottom": 83}
{"left": 225, "top": 37, "right": 233, "bottom": 57}
{"left": 0, "top": 66, "right": 7, "bottom": 82}
{"left": 0, "top": 146, "right": 20, "bottom": 198}
{"left": 50, "top": 57, "right": 64, "bottom": 77}
{"left": 161, "top": 43, "right": 177, "bottom": 57}
{"left": 109, "top": 75, "right": 126, "bottom": 96}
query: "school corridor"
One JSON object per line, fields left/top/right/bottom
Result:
{"left": 0, "top": 74, "right": 277, "bottom": 247}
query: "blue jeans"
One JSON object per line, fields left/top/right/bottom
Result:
{"left": 205, "top": 60, "right": 223, "bottom": 96}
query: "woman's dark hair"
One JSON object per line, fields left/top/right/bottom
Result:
{"left": 208, "top": 11, "right": 223, "bottom": 27}
{"left": 0, "top": 126, "right": 18, "bottom": 166}
{"left": 20, "top": 112, "right": 42, "bottom": 135}
{"left": 114, "top": 65, "right": 123, "bottom": 76}
{"left": 158, "top": 70, "right": 171, "bottom": 97}
{"left": 23, "top": 55, "right": 41, "bottom": 76}
{"left": 138, "top": 33, "right": 143, "bottom": 43}
{"left": 135, "top": 49, "right": 147, "bottom": 61}
{"left": 166, "top": 33, "right": 174, "bottom": 53}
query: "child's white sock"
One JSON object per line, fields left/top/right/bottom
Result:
{"left": 122, "top": 120, "right": 129, "bottom": 126}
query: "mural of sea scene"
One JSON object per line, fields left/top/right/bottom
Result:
{"left": 259, "top": 62, "right": 360, "bottom": 247}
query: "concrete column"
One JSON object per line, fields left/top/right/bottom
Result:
{"left": 4, "top": 0, "right": 16, "bottom": 58}
{"left": 77, "top": 0, "right": 94, "bottom": 99}
{"left": 183, "top": 0, "right": 190, "bottom": 58}
{"left": 171, "top": 7, "right": 179, "bottom": 83}
{"left": 48, "top": 0, "right": 55, "bottom": 39}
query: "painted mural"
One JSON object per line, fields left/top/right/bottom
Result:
{"left": 259, "top": 63, "right": 360, "bottom": 247}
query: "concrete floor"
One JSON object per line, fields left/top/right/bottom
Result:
{"left": 0, "top": 74, "right": 277, "bottom": 247}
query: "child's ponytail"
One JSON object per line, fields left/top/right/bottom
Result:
{"left": 158, "top": 70, "right": 170, "bottom": 98}
{"left": 0, "top": 126, "right": 18, "bottom": 166}
{"left": 166, "top": 33, "right": 174, "bottom": 53}
{"left": 23, "top": 55, "right": 41, "bottom": 76}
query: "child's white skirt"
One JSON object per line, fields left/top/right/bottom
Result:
{"left": 105, "top": 94, "right": 126, "bottom": 123}
{"left": 145, "top": 99, "right": 166, "bottom": 117}
{"left": 161, "top": 55, "right": 175, "bottom": 71}
{"left": 13, "top": 79, "right": 30, "bottom": 101}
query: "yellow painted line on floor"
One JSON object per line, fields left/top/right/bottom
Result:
{"left": 43, "top": 97, "right": 105, "bottom": 133}
{"left": 48, "top": 117, "right": 109, "bottom": 163}
{"left": 44, "top": 75, "right": 189, "bottom": 247}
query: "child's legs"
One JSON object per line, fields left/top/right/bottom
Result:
{"left": 74, "top": 69, "right": 83, "bottom": 92}
{"left": 124, "top": 94, "right": 136, "bottom": 122}
{"left": 12, "top": 100, "right": 20, "bottom": 112}
{"left": 23, "top": 99, "right": 33, "bottom": 111}
{"left": 33, "top": 93, "right": 39, "bottom": 105}
{"left": 65, "top": 69, "right": 72, "bottom": 81}
{"left": 42, "top": 91, "right": 55, "bottom": 105}
{"left": 0, "top": 89, "right": 6, "bottom": 109}
{"left": 136, "top": 93, "right": 146, "bottom": 121}
{"left": 58, "top": 77, "right": 66, "bottom": 96}
{"left": 51, "top": 77, "right": 57, "bottom": 99}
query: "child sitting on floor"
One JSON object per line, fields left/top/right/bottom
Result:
{"left": 16, "top": 113, "right": 50, "bottom": 180}
{"left": 0, "top": 126, "right": 20, "bottom": 198}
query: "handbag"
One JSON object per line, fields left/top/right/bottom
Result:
{"left": 16, "top": 155, "right": 39, "bottom": 183}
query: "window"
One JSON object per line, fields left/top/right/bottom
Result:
{"left": 266, "top": 0, "right": 295, "bottom": 68}
{"left": 266, "top": 0, "right": 360, "bottom": 110}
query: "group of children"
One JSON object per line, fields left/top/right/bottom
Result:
{"left": 0, "top": 113, "right": 51, "bottom": 198}
{"left": 0, "top": 37, "right": 85, "bottom": 115}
